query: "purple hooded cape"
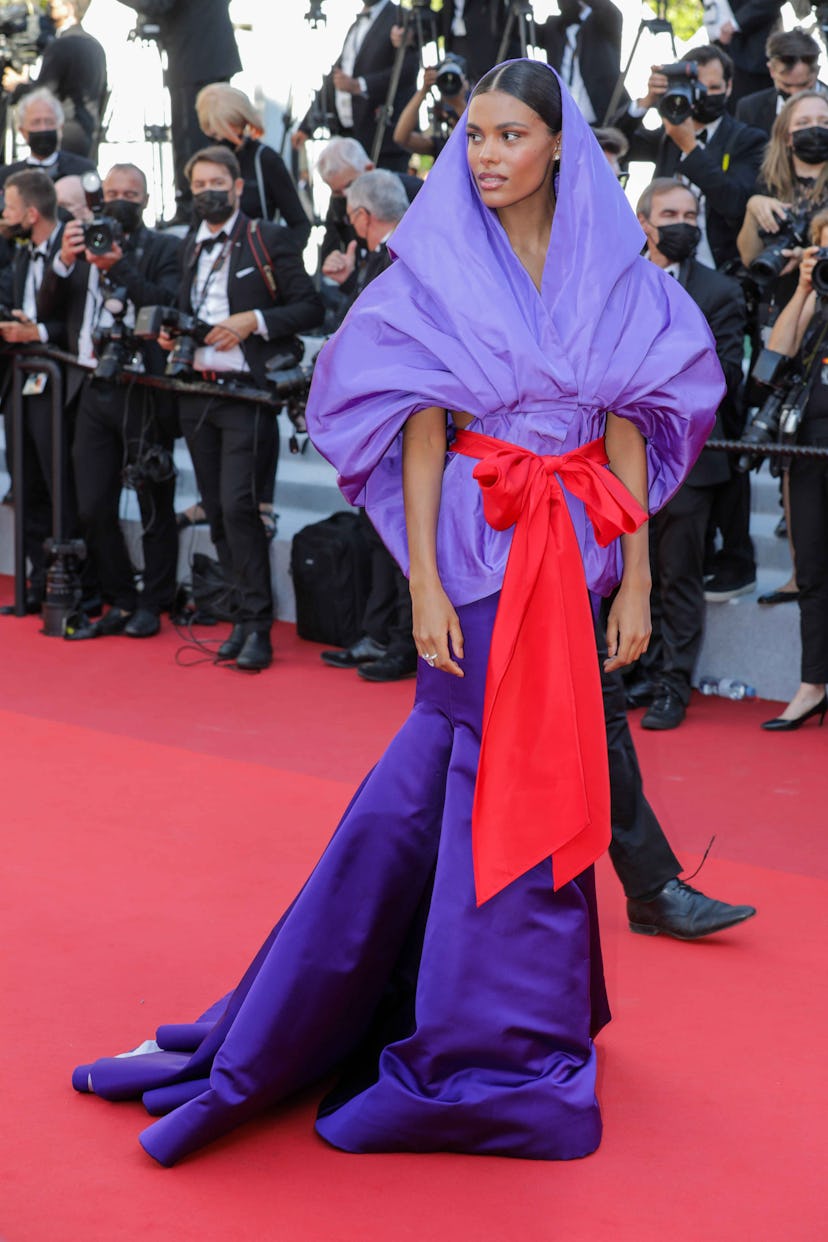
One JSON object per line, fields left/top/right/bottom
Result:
{"left": 306, "top": 62, "right": 724, "bottom": 603}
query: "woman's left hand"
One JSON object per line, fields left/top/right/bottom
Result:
{"left": 603, "top": 578, "right": 652, "bottom": 673}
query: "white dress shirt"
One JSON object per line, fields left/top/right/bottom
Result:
{"left": 24, "top": 225, "right": 61, "bottom": 342}
{"left": 559, "top": 5, "right": 597, "bottom": 125}
{"left": 191, "top": 211, "right": 267, "bottom": 375}
{"left": 337, "top": 1, "right": 389, "bottom": 129}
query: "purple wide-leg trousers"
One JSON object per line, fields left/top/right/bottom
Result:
{"left": 73, "top": 593, "right": 609, "bottom": 1165}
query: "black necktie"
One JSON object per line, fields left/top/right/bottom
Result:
{"left": 199, "top": 231, "right": 227, "bottom": 255}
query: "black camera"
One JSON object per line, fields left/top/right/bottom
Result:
{"left": 134, "top": 304, "right": 211, "bottom": 379}
{"left": 657, "top": 61, "right": 705, "bottom": 125}
{"left": 266, "top": 350, "right": 316, "bottom": 452}
{"left": 80, "top": 171, "right": 124, "bottom": 257}
{"left": 434, "top": 58, "right": 465, "bottom": 98}
{"left": 92, "top": 284, "right": 141, "bottom": 383}
{"left": 122, "top": 444, "right": 176, "bottom": 492}
{"left": 748, "top": 210, "right": 811, "bottom": 296}
{"left": 737, "top": 348, "right": 807, "bottom": 474}
{"left": 811, "top": 246, "right": 828, "bottom": 297}
{"left": 0, "top": 1, "right": 40, "bottom": 71}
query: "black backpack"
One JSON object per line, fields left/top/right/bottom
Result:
{"left": 291, "top": 511, "right": 371, "bottom": 647}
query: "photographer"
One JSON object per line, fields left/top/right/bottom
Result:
{"left": 615, "top": 45, "right": 767, "bottom": 269}
{"left": 38, "top": 163, "right": 182, "bottom": 640}
{"left": 0, "top": 88, "right": 95, "bottom": 187}
{"left": 714, "top": 0, "right": 782, "bottom": 104}
{"left": 542, "top": 0, "right": 624, "bottom": 124}
{"left": 736, "top": 27, "right": 824, "bottom": 136}
{"left": 169, "top": 146, "right": 323, "bottom": 671}
{"left": 0, "top": 169, "right": 77, "bottom": 614}
{"left": 2, "top": 1, "right": 107, "bottom": 160}
{"left": 758, "top": 217, "right": 828, "bottom": 730}
{"left": 392, "top": 60, "right": 469, "bottom": 159}
{"left": 627, "top": 179, "right": 746, "bottom": 730}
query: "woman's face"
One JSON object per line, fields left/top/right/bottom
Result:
{"left": 466, "top": 91, "right": 559, "bottom": 210}
{"left": 788, "top": 96, "right": 828, "bottom": 139}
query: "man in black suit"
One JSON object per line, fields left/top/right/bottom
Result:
{"left": 116, "top": 1, "right": 242, "bottom": 222}
{"left": 294, "top": 1, "right": 418, "bottom": 173}
{"left": 2, "top": 1, "right": 107, "bottom": 160}
{"left": 542, "top": 0, "right": 624, "bottom": 124}
{"left": 38, "top": 163, "right": 182, "bottom": 640}
{"left": 615, "top": 44, "right": 767, "bottom": 270}
{"left": 736, "top": 26, "right": 824, "bottom": 136}
{"left": 628, "top": 179, "right": 747, "bottom": 730}
{"left": 170, "top": 146, "right": 324, "bottom": 670}
{"left": 440, "top": 1, "right": 518, "bottom": 86}
{"left": 715, "top": 0, "right": 783, "bottom": 104}
{"left": 0, "top": 170, "right": 75, "bottom": 613}
{"left": 0, "top": 88, "right": 95, "bottom": 187}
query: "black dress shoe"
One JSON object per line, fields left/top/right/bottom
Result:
{"left": 236, "top": 631, "right": 272, "bottom": 671}
{"left": 0, "top": 589, "right": 42, "bottom": 616}
{"left": 641, "top": 687, "right": 686, "bottom": 731}
{"left": 761, "top": 694, "right": 827, "bottom": 731}
{"left": 124, "top": 608, "right": 161, "bottom": 638}
{"left": 624, "top": 678, "right": 656, "bottom": 709}
{"left": 757, "top": 588, "right": 799, "bottom": 606}
{"left": 321, "top": 634, "right": 387, "bottom": 668}
{"left": 627, "top": 879, "right": 757, "bottom": 940}
{"left": 64, "top": 606, "right": 133, "bottom": 641}
{"left": 357, "top": 651, "right": 418, "bottom": 683}
{"left": 217, "top": 624, "right": 245, "bottom": 660}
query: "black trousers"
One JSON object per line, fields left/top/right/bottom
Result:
{"left": 640, "top": 482, "right": 714, "bottom": 704}
{"left": 179, "top": 393, "right": 277, "bottom": 631}
{"left": 789, "top": 449, "right": 828, "bottom": 684}
{"left": 598, "top": 610, "right": 682, "bottom": 900}
{"left": 706, "top": 468, "right": 756, "bottom": 581}
{"left": 73, "top": 380, "right": 177, "bottom": 613}
{"left": 360, "top": 510, "right": 415, "bottom": 659}
{"left": 13, "top": 389, "right": 79, "bottom": 589}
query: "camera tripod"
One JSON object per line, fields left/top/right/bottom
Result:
{"left": 372, "top": 0, "right": 440, "bottom": 164}
{"left": 497, "top": 0, "right": 540, "bottom": 62}
{"left": 602, "top": 0, "right": 678, "bottom": 125}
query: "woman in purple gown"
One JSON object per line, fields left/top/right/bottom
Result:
{"left": 72, "top": 63, "right": 723, "bottom": 1166}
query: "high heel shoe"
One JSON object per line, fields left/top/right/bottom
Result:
{"left": 761, "top": 694, "right": 828, "bottom": 731}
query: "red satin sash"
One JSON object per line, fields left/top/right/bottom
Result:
{"left": 449, "top": 428, "right": 648, "bottom": 906}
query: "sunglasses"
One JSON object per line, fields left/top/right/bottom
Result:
{"left": 774, "top": 55, "right": 819, "bottom": 69}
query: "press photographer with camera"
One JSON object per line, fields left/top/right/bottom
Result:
{"left": 392, "top": 58, "right": 469, "bottom": 159}
{"left": 159, "top": 146, "right": 323, "bottom": 671}
{"left": 2, "top": 1, "right": 107, "bottom": 160}
{"left": 615, "top": 45, "right": 766, "bottom": 270}
{"left": 755, "top": 217, "right": 828, "bottom": 730}
{"left": 0, "top": 168, "right": 80, "bottom": 614}
{"left": 542, "top": 0, "right": 624, "bottom": 124}
{"left": 37, "top": 163, "right": 182, "bottom": 640}
{"left": 0, "top": 87, "right": 95, "bottom": 186}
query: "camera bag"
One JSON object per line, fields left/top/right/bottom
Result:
{"left": 290, "top": 511, "right": 371, "bottom": 647}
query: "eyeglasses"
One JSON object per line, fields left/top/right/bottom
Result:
{"left": 774, "top": 55, "right": 819, "bottom": 70}
{"left": 346, "top": 205, "right": 369, "bottom": 226}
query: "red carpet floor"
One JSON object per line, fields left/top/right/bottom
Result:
{"left": 1, "top": 592, "right": 825, "bottom": 1241}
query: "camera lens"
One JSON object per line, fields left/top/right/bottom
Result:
{"left": 84, "top": 223, "right": 113, "bottom": 255}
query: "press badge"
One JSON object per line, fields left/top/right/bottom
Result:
{"left": 22, "top": 372, "right": 48, "bottom": 396}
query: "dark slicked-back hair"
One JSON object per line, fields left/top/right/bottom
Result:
{"left": 681, "top": 44, "right": 734, "bottom": 83}
{"left": 4, "top": 168, "right": 58, "bottom": 220}
{"left": 471, "top": 61, "right": 563, "bottom": 133}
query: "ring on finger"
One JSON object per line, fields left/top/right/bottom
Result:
{"left": 420, "top": 652, "right": 438, "bottom": 666}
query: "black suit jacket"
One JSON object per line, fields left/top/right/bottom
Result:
{"left": 301, "top": 4, "right": 418, "bottom": 164}
{"left": 615, "top": 110, "right": 767, "bottom": 267}
{"left": 11, "top": 26, "right": 107, "bottom": 146}
{"left": 0, "top": 225, "right": 67, "bottom": 346}
{"left": 441, "top": 1, "right": 514, "bottom": 84}
{"left": 736, "top": 81, "right": 828, "bottom": 136}
{"left": 0, "top": 150, "right": 96, "bottom": 188}
{"left": 37, "top": 224, "right": 182, "bottom": 402}
{"left": 717, "top": 1, "right": 782, "bottom": 79}
{"left": 115, "top": 0, "right": 241, "bottom": 86}
{"left": 235, "top": 138, "right": 311, "bottom": 252}
{"left": 178, "top": 214, "right": 324, "bottom": 389}
{"left": 677, "top": 257, "right": 747, "bottom": 484}
{"left": 542, "top": 0, "right": 624, "bottom": 123}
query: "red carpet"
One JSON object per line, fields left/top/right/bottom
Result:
{"left": 0, "top": 592, "right": 824, "bottom": 1241}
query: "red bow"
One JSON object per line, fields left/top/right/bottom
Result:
{"left": 450, "top": 429, "right": 648, "bottom": 905}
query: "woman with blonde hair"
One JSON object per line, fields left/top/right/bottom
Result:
{"left": 196, "top": 82, "right": 310, "bottom": 250}
{"left": 738, "top": 90, "right": 828, "bottom": 274}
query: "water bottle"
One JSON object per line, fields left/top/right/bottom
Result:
{"left": 698, "top": 676, "right": 756, "bottom": 700}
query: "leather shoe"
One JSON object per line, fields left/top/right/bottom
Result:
{"left": 64, "top": 606, "right": 132, "bottom": 641}
{"left": 217, "top": 624, "right": 245, "bottom": 660}
{"left": 627, "top": 878, "right": 756, "bottom": 940}
{"left": 124, "top": 608, "right": 160, "bottom": 638}
{"left": 624, "top": 677, "right": 656, "bottom": 709}
{"left": 641, "top": 686, "right": 686, "bottom": 730}
{"left": 236, "top": 630, "right": 272, "bottom": 671}
{"left": 357, "top": 651, "right": 418, "bottom": 682}
{"left": 321, "top": 634, "right": 387, "bottom": 668}
{"left": 757, "top": 588, "right": 799, "bottom": 606}
{"left": 0, "top": 589, "right": 42, "bottom": 616}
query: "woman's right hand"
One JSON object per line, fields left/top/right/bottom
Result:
{"left": 411, "top": 578, "right": 465, "bottom": 677}
{"left": 747, "top": 195, "right": 790, "bottom": 234}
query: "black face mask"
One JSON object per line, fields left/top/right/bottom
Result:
{"left": 104, "top": 198, "right": 143, "bottom": 235}
{"left": 192, "top": 188, "right": 234, "bottom": 224}
{"left": 791, "top": 125, "right": 828, "bottom": 165}
{"left": 656, "top": 222, "right": 701, "bottom": 263}
{"left": 0, "top": 219, "right": 32, "bottom": 241}
{"left": 27, "top": 129, "right": 58, "bottom": 159}
{"left": 692, "top": 92, "right": 728, "bottom": 125}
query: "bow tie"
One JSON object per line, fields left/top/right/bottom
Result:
{"left": 199, "top": 231, "right": 227, "bottom": 254}
{"left": 28, "top": 248, "right": 45, "bottom": 261}
{"left": 695, "top": 129, "right": 708, "bottom": 145}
